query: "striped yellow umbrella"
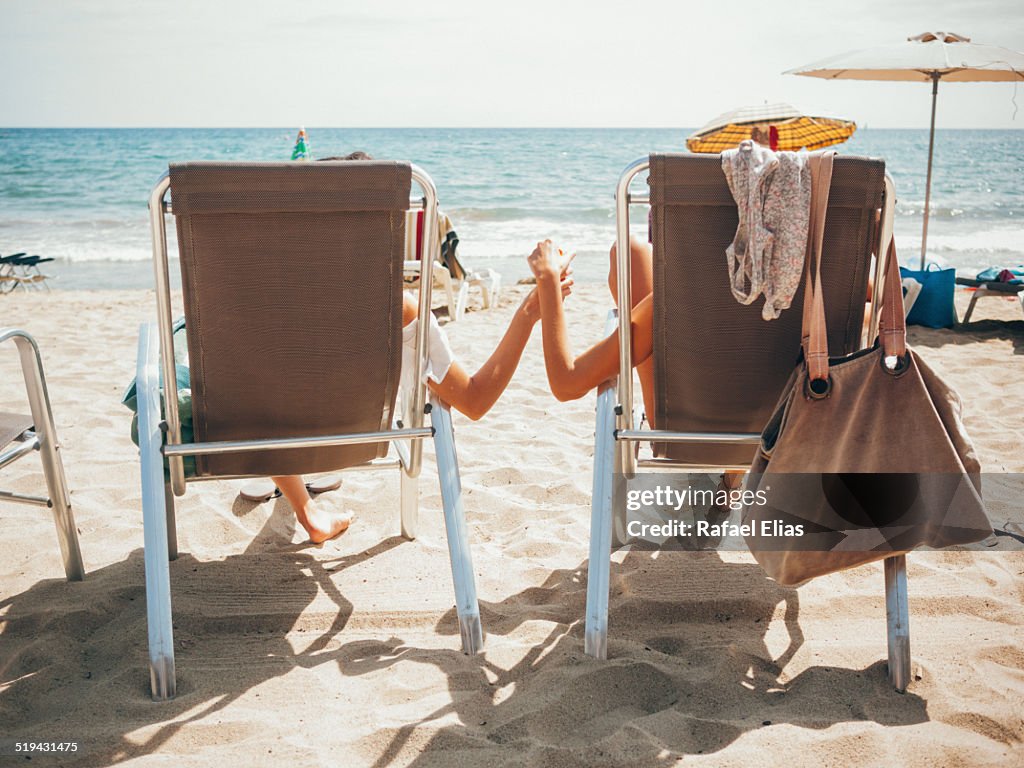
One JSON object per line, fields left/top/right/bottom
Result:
{"left": 686, "top": 103, "right": 856, "bottom": 154}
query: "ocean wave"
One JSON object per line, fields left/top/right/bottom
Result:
{"left": 895, "top": 205, "right": 1021, "bottom": 220}
{"left": 9, "top": 220, "right": 1022, "bottom": 268}
{"left": 445, "top": 206, "right": 615, "bottom": 223}
{"left": 896, "top": 226, "right": 1024, "bottom": 258}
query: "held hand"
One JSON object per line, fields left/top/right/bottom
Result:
{"left": 527, "top": 239, "right": 560, "bottom": 281}
{"left": 520, "top": 277, "right": 574, "bottom": 322}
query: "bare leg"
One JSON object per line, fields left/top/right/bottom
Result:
{"left": 271, "top": 475, "right": 353, "bottom": 544}
{"left": 608, "top": 235, "right": 656, "bottom": 424}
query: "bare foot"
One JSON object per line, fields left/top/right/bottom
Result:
{"left": 295, "top": 500, "right": 354, "bottom": 544}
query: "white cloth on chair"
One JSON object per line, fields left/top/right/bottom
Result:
{"left": 400, "top": 312, "right": 456, "bottom": 410}
{"left": 722, "top": 140, "right": 811, "bottom": 320}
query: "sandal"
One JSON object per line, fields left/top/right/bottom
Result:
{"left": 238, "top": 475, "right": 344, "bottom": 503}
{"left": 305, "top": 475, "right": 343, "bottom": 495}
{"left": 239, "top": 479, "right": 282, "bottom": 503}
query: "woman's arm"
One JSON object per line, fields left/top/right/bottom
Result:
{"left": 529, "top": 240, "right": 652, "bottom": 402}
{"left": 430, "top": 280, "right": 572, "bottom": 420}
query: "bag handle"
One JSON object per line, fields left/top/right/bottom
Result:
{"left": 801, "top": 155, "right": 907, "bottom": 381}
{"left": 878, "top": 237, "right": 907, "bottom": 359}
{"left": 800, "top": 151, "right": 835, "bottom": 384}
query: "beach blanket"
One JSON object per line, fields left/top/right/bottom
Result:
{"left": 975, "top": 265, "right": 1024, "bottom": 284}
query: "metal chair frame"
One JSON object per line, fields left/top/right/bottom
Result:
{"left": 0, "top": 328, "right": 84, "bottom": 581}
{"left": 584, "top": 157, "right": 912, "bottom": 692}
{"left": 139, "top": 165, "right": 482, "bottom": 701}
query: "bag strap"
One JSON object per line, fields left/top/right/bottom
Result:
{"left": 878, "top": 237, "right": 907, "bottom": 358}
{"left": 800, "top": 151, "right": 835, "bottom": 383}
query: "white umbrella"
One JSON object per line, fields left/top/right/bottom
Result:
{"left": 786, "top": 32, "right": 1024, "bottom": 268}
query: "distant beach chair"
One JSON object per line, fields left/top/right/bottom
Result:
{"left": 0, "top": 329, "right": 84, "bottom": 581}
{"left": 900, "top": 278, "right": 923, "bottom": 317}
{"left": 585, "top": 154, "right": 914, "bottom": 690}
{"left": 138, "top": 161, "right": 482, "bottom": 701}
{"left": 0, "top": 253, "right": 29, "bottom": 293}
{"left": 0, "top": 254, "right": 55, "bottom": 293}
{"left": 403, "top": 209, "right": 501, "bottom": 321}
{"left": 955, "top": 275, "right": 1024, "bottom": 323}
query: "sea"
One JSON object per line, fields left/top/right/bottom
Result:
{"left": 1, "top": 127, "right": 1022, "bottom": 289}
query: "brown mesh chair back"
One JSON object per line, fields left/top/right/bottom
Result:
{"left": 648, "top": 153, "right": 884, "bottom": 465}
{"left": 0, "top": 411, "right": 34, "bottom": 450}
{"left": 168, "top": 161, "right": 411, "bottom": 477}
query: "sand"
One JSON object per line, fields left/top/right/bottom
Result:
{"left": 1, "top": 284, "right": 1023, "bottom": 767}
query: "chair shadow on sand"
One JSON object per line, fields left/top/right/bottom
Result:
{"left": 0, "top": 499, "right": 404, "bottom": 765}
{"left": 2, "top": 512, "right": 930, "bottom": 766}
{"left": 336, "top": 548, "right": 930, "bottom": 767}
{"left": 908, "top": 317, "right": 1024, "bottom": 355}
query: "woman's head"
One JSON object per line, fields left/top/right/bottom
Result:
{"left": 317, "top": 151, "right": 374, "bottom": 161}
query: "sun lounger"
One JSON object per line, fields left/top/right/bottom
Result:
{"left": 403, "top": 209, "right": 501, "bottom": 320}
{"left": 0, "top": 329, "right": 84, "bottom": 581}
{"left": 0, "top": 254, "right": 55, "bottom": 293}
{"left": 0, "top": 254, "right": 26, "bottom": 293}
{"left": 955, "top": 275, "right": 1024, "bottom": 323}
{"left": 585, "top": 153, "right": 914, "bottom": 690}
{"left": 902, "top": 278, "right": 923, "bottom": 315}
{"left": 138, "top": 161, "right": 482, "bottom": 701}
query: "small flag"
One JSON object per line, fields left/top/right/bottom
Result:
{"left": 291, "top": 127, "right": 310, "bottom": 161}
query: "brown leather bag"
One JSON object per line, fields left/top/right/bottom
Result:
{"left": 743, "top": 152, "right": 992, "bottom": 587}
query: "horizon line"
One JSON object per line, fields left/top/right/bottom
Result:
{"left": 2, "top": 125, "right": 1023, "bottom": 131}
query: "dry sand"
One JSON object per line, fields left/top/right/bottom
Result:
{"left": 1, "top": 284, "right": 1022, "bottom": 767}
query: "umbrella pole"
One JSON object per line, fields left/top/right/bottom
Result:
{"left": 920, "top": 73, "right": 940, "bottom": 269}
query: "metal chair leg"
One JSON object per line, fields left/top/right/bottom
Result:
{"left": 610, "top": 442, "right": 628, "bottom": 550}
{"left": 585, "top": 382, "right": 617, "bottom": 659}
{"left": 604, "top": 306, "right": 629, "bottom": 552}
{"left": 400, "top": 465, "right": 418, "bottom": 540}
{"left": 962, "top": 289, "right": 983, "bottom": 324}
{"left": 885, "top": 555, "right": 911, "bottom": 692}
{"left": 138, "top": 323, "right": 176, "bottom": 701}
{"left": 45, "top": 470, "right": 83, "bottom": 582}
{"left": 430, "top": 400, "right": 483, "bottom": 654}
{"left": 165, "top": 481, "right": 178, "bottom": 561}
{"left": 7, "top": 330, "right": 84, "bottom": 581}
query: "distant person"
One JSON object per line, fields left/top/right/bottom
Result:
{"left": 320, "top": 151, "right": 373, "bottom": 161}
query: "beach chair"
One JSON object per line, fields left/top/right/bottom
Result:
{"left": 0, "top": 254, "right": 27, "bottom": 294}
{"left": 0, "top": 254, "right": 54, "bottom": 292}
{"left": 403, "top": 210, "right": 501, "bottom": 321}
{"left": 139, "top": 161, "right": 482, "bottom": 701}
{"left": 17, "top": 256, "right": 55, "bottom": 291}
{"left": 585, "top": 154, "right": 913, "bottom": 691}
{"left": 956, "top": 276, "right": 1024, "bottom": 323}
{"left": 0, "top": 329, "right": 84, "bottom": 581}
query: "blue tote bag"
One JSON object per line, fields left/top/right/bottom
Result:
{"left": 900, "top": 263, "right": 956, "bottom": 328}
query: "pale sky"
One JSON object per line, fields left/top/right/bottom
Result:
{"left": 1, "top": 0, "right": 1022, "bottom": 128}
